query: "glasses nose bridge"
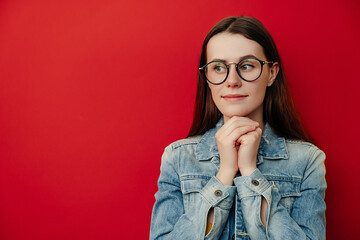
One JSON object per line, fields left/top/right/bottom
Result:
{"left": 226, "top": 62, "right": 241, "bottom": 80}
{"left": 227, "top": 62, "right": 238, "bottom": 68}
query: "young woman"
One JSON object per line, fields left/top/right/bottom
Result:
{"left": 150, "top": 16, "right": 326, "bottom": 240}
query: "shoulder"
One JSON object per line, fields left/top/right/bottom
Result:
{"left": 285, "top": 139, "right": 325, "bottom": 159}
{"left": 263, "top": 123, "right": 325, "bottom": 163}
{"left": 260, "top": 138, "right": 326, "bottom": 187}
{"left": 160, "top": 135, "right": 203, "bottom": 166}
{"left": 160, "top": 135, "right": 211, "bottom": 175}
{"left": 285, "top": 139, "right": 320, "bottom": 151}
{"left": 165, "top": 135, "right": 202, "bottom": 151}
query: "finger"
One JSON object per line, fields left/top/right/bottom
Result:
{"left": 224, "top": 116, "right": 257, "bottom": 129}
{"left": 221, "top": 117, "right": 258, "bottom": 136}
{"left": 230, "top": 125, "right": 258, "bottom": 139}
{"left": 220, "top": 116, "right": 253, "bottom": 132}
{"left": 237, "top": 127, "right": 262, "bottom": 144}
{"left": 223, "top": 125, "right": 259, "bottom": 145}
{"left": 217, "top": 124, "right": 254, "bottom": 143}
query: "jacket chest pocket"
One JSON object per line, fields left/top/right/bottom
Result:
{"left": 265, "top": 175, "right": 302, "bottom": 214}
{"left": 180, "top": 175, "right": 211, "bottom": 212}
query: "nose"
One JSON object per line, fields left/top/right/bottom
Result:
{"left": 226, "top": 63, "right": 242, "bottom": 88}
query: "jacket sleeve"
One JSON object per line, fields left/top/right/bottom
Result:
{"left": 233, "top": 147, "right": 326, "bottom": 240}
{"left": 150, "top": 146, "right": 236, "bottom": 240}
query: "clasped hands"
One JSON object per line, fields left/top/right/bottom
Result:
{"left": 215, "top": 117, "right": 262, "bottom": 186}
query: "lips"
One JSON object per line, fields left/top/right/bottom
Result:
{"left": 221, "top": 94, "right": 248, "bottom": 100}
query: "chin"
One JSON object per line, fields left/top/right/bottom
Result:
{"left": 224, "top": 112, "right": 250, "bottom": 118}
{"left": 221, "top": 105, "right": 263, "bottom": 121}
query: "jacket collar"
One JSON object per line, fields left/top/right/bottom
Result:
{"left": 195, "top": 117, "right": 289, "bottom": 167}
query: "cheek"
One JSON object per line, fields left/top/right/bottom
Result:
{"left": 253, "top": 77, "right": 270, "bottom": 94}
{"left": 261, "top": 70, "right": 273, "bottom": 87}
{"left": 208, "top": 85, "right": 223, "bottom": 109}
{"left": 247, "top": 82, "right": 268, "bottom": 105}
{"left": 209, "top": 85, "right": 220, "bottom": 99}
{"left": 254, "top": 84, "right": 267, "bottom": 95}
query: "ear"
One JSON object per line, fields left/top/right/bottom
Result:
{"left": 267, "top": 62, "right": 279, "bottom": 87}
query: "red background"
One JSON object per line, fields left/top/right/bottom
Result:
{"left": 0, "top": 0, "right": 359, "bottom": 239}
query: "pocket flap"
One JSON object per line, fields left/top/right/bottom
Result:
{"left": 265, "top": 175, "right": 301, "bottom": 197}
{"left": 180, "top": 175, "right": 211, "bottom": 194}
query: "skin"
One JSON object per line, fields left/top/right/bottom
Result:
{"left": 205, "top": 32, "right": 279, "bottom": 230}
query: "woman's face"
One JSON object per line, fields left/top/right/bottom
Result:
{"left": 206, "top": 32, "right": 279, "bottom": 124}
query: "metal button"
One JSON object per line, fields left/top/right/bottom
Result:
{"left": 251, "top": 179, "right": 259, "bottom": 186}
{"left": 214, "top": 189, "right": 222, "bottom": 196}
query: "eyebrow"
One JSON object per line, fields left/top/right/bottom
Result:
{"left": 210, "top": 54, "right": 258, "bottom": 62}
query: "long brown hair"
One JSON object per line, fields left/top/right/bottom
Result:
{"left": 187, "top": 16, "right": 312, "bottom": 142}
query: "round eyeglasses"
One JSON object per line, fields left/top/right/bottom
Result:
{"left": 199, "top": 57, "right": 274, "bottom": 85}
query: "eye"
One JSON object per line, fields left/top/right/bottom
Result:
{"left": 238, "top": 58, "right": 263, "bottom": 72}
{"left": 212, "top": 63, "right": 226, "bottom": 73}
{"left": 239, "top": 62, "right": 255, "bottom": 72}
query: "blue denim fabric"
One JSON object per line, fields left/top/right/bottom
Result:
{"left": 150, "top": 118, "right": 326, "bottom": 240}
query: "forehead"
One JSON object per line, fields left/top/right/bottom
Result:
{"left": 206, "top": 32, "right": 265, "bottom": 62}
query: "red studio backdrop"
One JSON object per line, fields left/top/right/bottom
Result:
{"left": 0, "top": 0, "right": 359, "bottom": 239}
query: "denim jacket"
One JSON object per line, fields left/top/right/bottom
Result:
{"left": 150, "top": 118, "right": 326, "bottom": 240}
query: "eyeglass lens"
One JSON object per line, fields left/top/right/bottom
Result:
{"left": 205, "top": 58, "right": 262, "bottom": 84}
